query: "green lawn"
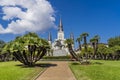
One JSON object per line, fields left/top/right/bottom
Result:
{"left": 70, "top": 60, "right": 120, "bottom": 80}
{"left": 0, "top": 61, "right": 44, "bottom": 80}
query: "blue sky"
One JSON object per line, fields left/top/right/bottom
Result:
{"left": 49, "top": 0, "right": 120, "bottom": 43}
{"left": 0, "top": 0, "right": 120, "bottom": 45}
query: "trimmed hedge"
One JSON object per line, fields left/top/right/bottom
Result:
{"left": 42, "top": 56, "right": 71, "bottom": 60}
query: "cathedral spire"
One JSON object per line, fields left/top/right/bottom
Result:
{"left": 48, "top": 32, "right": 52, "bottom": 41}
{"left": 70, "top": 32, "right": 74, "bottom": 40}
{"left": 58, "top": 18, "right": 63, "bottom": 31}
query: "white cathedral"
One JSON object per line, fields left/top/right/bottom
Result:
{"left": 48, "top": 18, "right": 74, "bottom": 56}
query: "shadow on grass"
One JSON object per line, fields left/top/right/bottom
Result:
{"left": 71, "top": 61, "right": 103, "bottom": 66}
{"left": 71, "top": 62, "right": 80, "bottom": 65}
{"left": 15, "top": 63, "right": 57, "bottom": 68}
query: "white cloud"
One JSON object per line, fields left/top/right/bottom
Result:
{"left": 0, "top": 0, "right": 55, "bottom": 34}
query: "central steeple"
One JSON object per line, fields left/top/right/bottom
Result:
{"left": 47, "top": 16, "right": 69, "bottom": 56}
{"left": 57, "top": 18, "right": 64, "bottom": 40}
{"left": 58, "top": 18, "right": 63, "bottom": 32}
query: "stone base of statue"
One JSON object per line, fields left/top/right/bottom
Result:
{"left": 53, "top": 49, "right": 68, "bottom": 56}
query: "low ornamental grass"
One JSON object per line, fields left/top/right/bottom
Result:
{"left": 70, "top": 60, "right": 120, "bottom": 80}
{"left": 0, "top": 61, "right": 44, "bottom": 80}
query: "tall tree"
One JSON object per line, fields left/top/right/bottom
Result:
{"left": 90, "top": 35, "right": 100, "bottom": 59}
{"left": 76, "top": 36, "right": 82, "bottom": 51}
{"left": 65, "top": 39, "right": 80, "bottom": 61}
{"left": 80, "top": 32, "right": 89, "bottom": 52}
{"left": 90, "top": 38, "right": 96, "bottom": 57}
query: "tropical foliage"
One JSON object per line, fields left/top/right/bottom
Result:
{"left": 68, "top": 33, "right": 120, "bottom": 61}
{"left": 108, "top": 36, "right": 120, "bottom": 47}
{"left": 65, "top": 39, "right": 80, "bottom": 61}
{"left": 0, "top": 40, "right": 5, "bottom": 49}
{"left": 76, "top": 36, "right": 82, "bottom": 51}
{"left": 2, "top": 32, "right": 50, "bottom": 66}
{"left": 90, "top": 35, "right": 100, "bottom": 59}
{"left": 80, "top": 32, "right": 89, "bottom": 52}
{"left": 0, "top": 40, "right": 6, "bottom": 54}
{"left": 0, "top": 40, "right": 9, "bottom": 61}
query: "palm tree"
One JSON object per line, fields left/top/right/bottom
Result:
{"left": 90, "top": 38, "right": 94, "bottom": 48}
{"left": 80, "top": 32, "right": 89, "bottom": 61}
{"left": 94, "top": 35, "right": 100, "bottom": 48}
{"left": 80, "top": 32, "right": 89, "bottom": 52}
{"left": 90, "top": 35, "right": 100, "bottom": 59}
{"left": 65, "top": 39, "right": 80, "bottom": 61}
{"left": 76, "top": 36, "right": 82, "bottom": 51}
{"left": 97, "top": 44, "right": 107, "bottom": 60}
{"left": 90, "top": 38, "right": 96, "bottom": 59}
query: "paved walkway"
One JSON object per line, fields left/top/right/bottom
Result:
{"left": 36, "top": 61, "right": 76, "bottom": 80}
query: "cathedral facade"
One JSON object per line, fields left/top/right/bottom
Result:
{"left": 48, "top": 18, "right": 70, "bottom": 56}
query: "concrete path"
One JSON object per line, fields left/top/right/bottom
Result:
{"left": 36, "top": 61, "right": 76, "bottom": 80}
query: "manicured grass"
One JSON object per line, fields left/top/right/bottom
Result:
{"left": 0, "top": 61, "right": 44, "bottom": 80}
{"left": 70, "top": 60, "right": 120, "bottom": 80}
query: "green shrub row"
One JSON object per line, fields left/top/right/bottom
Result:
{"left": 42, "top": 56, "right": 71, "bottom": 60}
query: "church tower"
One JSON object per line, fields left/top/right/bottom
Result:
{"left": 70, "top": 32, "right": 74, "bottom": 49}
{"left": 48, "top": 32, "right": 53, "bottom": 56}
{"left": 70, "top": 32, "right": 74, "bottom": 41}
{"left": 50, "top": 17, "right": 69, "bottom": 56}
{"left": 57, "top": 18, "right": 64, "bottom": 40}
{"left": 48, "top": 32, "right": 52, "bottom": 44}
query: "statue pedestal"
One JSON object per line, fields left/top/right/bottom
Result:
{"left": 53, "top": 49, "right": 68, "bottom": 56}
